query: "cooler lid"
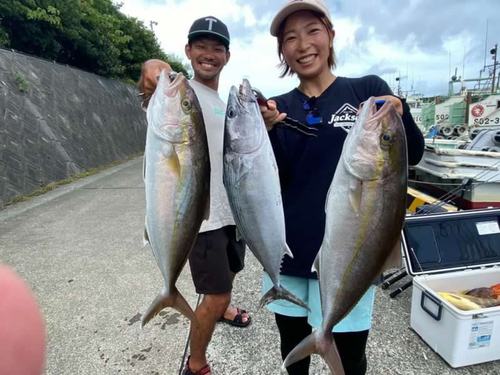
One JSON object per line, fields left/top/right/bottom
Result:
{"left": 401, "top": 208, "right": 500, "bottom": 277}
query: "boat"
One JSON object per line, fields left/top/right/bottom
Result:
{"left": 411, "top": 145, "right": 500, "bottom": 210}
{"left": 405, "top": 44, "right": 500, "bottom": 210}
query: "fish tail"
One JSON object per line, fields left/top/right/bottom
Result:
{"left": 259, "top": 286, "right": 310, "bottom": 311}
{"left": 141, "top": 287, "right": 196, "bottom": 328}
{"left": 282, "top": 330, "right": 345, "bottom": 375}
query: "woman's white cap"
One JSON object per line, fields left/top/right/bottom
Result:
{"left": 270, "top": 0, "right": 333, "bottom": 36}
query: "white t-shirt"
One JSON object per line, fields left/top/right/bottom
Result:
{"left": 190, "top": 80, "right": 234, "bottom": 233}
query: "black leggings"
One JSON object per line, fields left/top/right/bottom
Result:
{"left": 275, "top": 313, "right": 368, "bottom": 375}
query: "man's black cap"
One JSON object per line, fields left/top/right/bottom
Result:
{"left": 188, "top": 16, "right": 230, "bottom": 48}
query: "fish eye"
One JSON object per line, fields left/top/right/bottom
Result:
{"left": 227, "top": 107, "right": 236, "bottom": 118}
{"left": 181, "top": 99, "right": 192, "bottom": 111}
{"left": 382, "top": 133, "right": 392, "bottom": 142}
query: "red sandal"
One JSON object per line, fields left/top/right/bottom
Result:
{"left": 182, "top": 356, "right": 211, "bottom": 375}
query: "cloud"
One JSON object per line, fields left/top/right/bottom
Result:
{"left": 118, "top": 0, "right": 500, "bottom": 99}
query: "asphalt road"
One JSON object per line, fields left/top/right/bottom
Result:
{"left": 1, "top": 157, "right": 499, "bottom": 375}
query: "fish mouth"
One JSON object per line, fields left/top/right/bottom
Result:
{"left": 362, "top": 98, "right": 395, "bottom": 131}
{"left": 229, "top": 85, "right": 243, "bottom": 109}
{"left": 238, "top": 79, "right": 256, "bottom": 103}
{"left": 159, "top": 70, "right": 186, "bottom": 98}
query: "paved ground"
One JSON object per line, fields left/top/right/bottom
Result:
{"left": 1, "top": 157, "right": 499, "bottom": 375}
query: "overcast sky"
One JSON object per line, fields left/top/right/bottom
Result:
{"left": 118, "top": 0, "right": 500, "bottom": 102}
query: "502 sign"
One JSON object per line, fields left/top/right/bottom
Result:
{"left": 473, "top": 118, "right": 500, "bottom": 125}
{"left": 435, "top": 114, "right": 449, "bottom": 121}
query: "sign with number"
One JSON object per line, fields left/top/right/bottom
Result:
{"left": 473, "top": 118, "right": 500, "bottom": 125}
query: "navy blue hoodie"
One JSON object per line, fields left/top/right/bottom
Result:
{"left": 269, "top": 75, "right": 424, "bottom": 279}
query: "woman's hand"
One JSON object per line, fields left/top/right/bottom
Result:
{"left": 359, "top": 95, "right": 403, "bottom": 116}
{"left": 138, "top": 59, "right": 172, "bottom": 109}
{"left": 260, "top": 100, "right": 287, "bottom": 131}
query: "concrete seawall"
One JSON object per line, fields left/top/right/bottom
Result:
{"left": 0, "top": 48, "right": 147, "bottom": 204}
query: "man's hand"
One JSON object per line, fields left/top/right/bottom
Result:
{"left": 138, "top": 59, "right": 172, "bottom": 109}
{"left": 260, "top": 100, "right": 287, "bottom": 131}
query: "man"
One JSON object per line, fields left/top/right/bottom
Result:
{"left": 138, "top": 16, "right": 250, "bottom": 375}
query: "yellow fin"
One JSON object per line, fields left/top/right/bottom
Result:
{"left": 166, "top": 149, "right": 181, "bottom": 177}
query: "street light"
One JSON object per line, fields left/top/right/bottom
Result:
{"left": 150, "top": 20, "right": 158, "bottom": 32}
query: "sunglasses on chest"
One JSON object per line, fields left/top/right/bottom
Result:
{"left": 252, "top": 87, "right": 320, "bottom": 137}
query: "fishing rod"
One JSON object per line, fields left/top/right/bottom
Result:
{"left": 422, "top": 170, "right": 500, "bottom": 215}
{"left": 414, "top": 159, "right": 500, "bottom": 215}
{"left": 178, "top": 294, "right": 202, "bottom": 375}
{"left": 429, "top": 157, "right": 500, "bottom": 204}
{"left": 389, "top": 163, "right": 499, "bottom": 296}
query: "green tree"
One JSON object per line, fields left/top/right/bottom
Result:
{"left": 0, "top": 0, "right": 189, "bottom": 81}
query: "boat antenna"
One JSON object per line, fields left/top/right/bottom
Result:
{"left": 484, "top": 19, "right": 489, "bottom": 70}
{"left": 448, "top": 50, "right": 451, "bottom": 83}
{"left": 492, "top": 43, "right": 498, "bottom": 95}
{"left": 462, "top": 45, "right": 466, "bottom": 87}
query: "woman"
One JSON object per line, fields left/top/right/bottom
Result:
{"left": 260, "top": 1, "right": 424, "bottom": 374}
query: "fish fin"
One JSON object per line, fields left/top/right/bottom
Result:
{"left": 142, "top": 154, "right": 146, "bottom": 182}
{"left": 166, "top": 148, "right": 181, "bottom": 177}
{"left": 380, "top": 237, "right": 402, "bottom": 273}
{"left": 282, "top": 330, "right": 345, "bottom": 375}
{"left": 259, "top": 286, "right": 310, "bottom": 311}
{"left": 203, "top": 195, "right": 210, "bottom": 221}
{"left": 143, "top": 226, "right": 150, "bottom": 246}
{"left": 324, "top": 184, "right": 333, "bottom": 214}
{"left": 141, "top": 287, "right": 196, "bottom": 328}
{"left": 235, "top": 227, "right": 243, "bottom": 242}
{"left": 284, "top": 243, "right": 293, "bottom": 259}
{"left": 311, "top": 252, "right": 320, "bottom": 276}
{"left": 348, "top": 179, "right": 362, "bottom": 216}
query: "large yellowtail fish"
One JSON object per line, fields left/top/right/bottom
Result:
{"left": 141, "top": 71, "right": 210, "bottom": 328}
{"left": 283, "top": 97, "right": 408, "bottom": 374}
{"left": 223, "top": 79, "right": 308, "bottom": 310}
{"left": 440, "top": 292, "right": 500, "bottom": 310}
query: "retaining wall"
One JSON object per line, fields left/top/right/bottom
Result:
{"left": 0, "top": 49, "right": 147, "bottom": 204}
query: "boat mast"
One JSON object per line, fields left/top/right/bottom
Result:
{"left": 492, "top": 43, "right": 498, "bottom": 94}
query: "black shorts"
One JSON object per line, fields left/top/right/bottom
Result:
{"left": 189, "top": 225, "right": 246, "bottom": 295}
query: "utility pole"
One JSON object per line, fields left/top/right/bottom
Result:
{"left": 492, "top": 43, "right": 498, "bottom": 94}
{"left": 150, "top": 20, "right": 158, "bottom": 32}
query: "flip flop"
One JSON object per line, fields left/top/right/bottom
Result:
{"left": 218, "top": 308, "right": 252, "bottom": 328}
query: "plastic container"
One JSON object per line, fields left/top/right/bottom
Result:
{"left": 402, "top": 208, "right": 500, "bottom": 367}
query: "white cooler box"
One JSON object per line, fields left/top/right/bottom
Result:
{"left": 401, "top": 208, "right": 500, "bottom": 368}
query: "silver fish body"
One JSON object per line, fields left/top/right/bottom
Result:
{"left": 223, "top": 79, "right": 308, "bottom": 309}
{"left": 141, "top": 71, "right": 210, "bottom": 328}
{"left": 283, "top": 97, "right": 408, "bottom": 374}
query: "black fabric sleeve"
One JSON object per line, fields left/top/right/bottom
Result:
{"left": 399, "top": 98, "right": 424, "bottom": 166}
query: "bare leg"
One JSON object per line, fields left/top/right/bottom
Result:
{"left": 188, "top": 292, "right": 231, "bottom": 373}
{"left": 221, "top": 272, "right": 249, "bottom": 323}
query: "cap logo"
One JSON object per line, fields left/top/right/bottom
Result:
{"left": 205, "top": 17, "right": 217, "bottom": 31}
